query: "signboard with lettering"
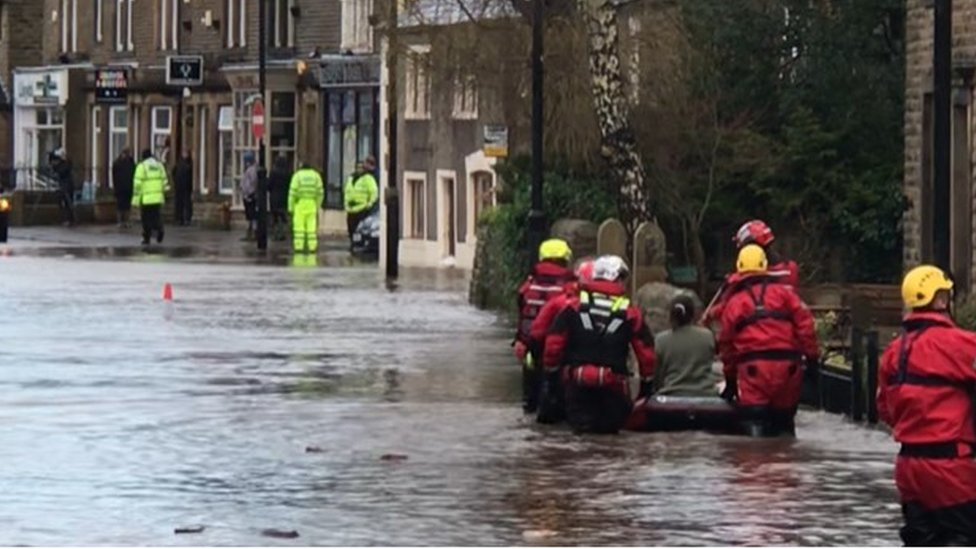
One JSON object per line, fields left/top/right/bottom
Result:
{"left": 483, "top": 125, "right": 509, "bottom": 158}
{"left": 13, "top": 70, "right": 68, "bottom": 107}
{"left": 166, "top": 55, "right": 204, "bottom": 86}
{"left": 95, "top": 69, "right": 128, "bottom": 103}
{"left": 318, "top": 55, "right": 381, "bottom": 88}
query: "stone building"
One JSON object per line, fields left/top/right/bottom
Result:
{"left": 903, "top": 0, "right": 976, "bottom": 293}
{"left": 0, "top": 0, "right": 44, "bottom": 182}
{"left": 12, "top": 0, "right": 379, "bottom": 232}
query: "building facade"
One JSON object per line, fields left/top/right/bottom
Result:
{"left": 904, "top": 0, "right": 976, "bottom": 294}
{"left": 0, "top": 0, "right": 45, "bottom": 182}
{"left": 13, "top": 0, "right": 378, "bottom": 233}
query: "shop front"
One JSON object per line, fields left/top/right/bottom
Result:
{"left": 319, "top": 54, "right": 381, "bottom": 234}
{"left": 12, "top": 67, "right": 74, "bottom": 189}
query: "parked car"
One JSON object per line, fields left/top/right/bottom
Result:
{"left": 352, "top": 207, "right": 380, "bottom": 256}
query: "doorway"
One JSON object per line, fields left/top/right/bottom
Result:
{"left": 951, "top": 98, "right": 972, "bottom": 293}
{"left": 441, "top": 174, "right": 456, "bottom": 258}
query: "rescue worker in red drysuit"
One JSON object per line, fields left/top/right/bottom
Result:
{"left": 531, "top": 258, "right": 595, "bottom": 424}
{"left": 702, "top": 219, "right": 799, "bottom": 327}
{"left": 717, "top": 245, "right": 819, "bottom": 437}
{"left": 514, "top": 238, "right": 576, "bottom": 413}
{"left": 544, "top": 255, "right": 656, "bottom": 434}
{"left": 878, "top": 265, "right": 976, "bottom": 546}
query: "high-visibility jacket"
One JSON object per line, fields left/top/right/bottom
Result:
{"left": 288, "top": 168, "right": 324, "bottom": 213}
{"left": 132, "top": 158, "right": 169, "bottom": 207}
{"left": 344, "top": 172, "right": 378, "bottom": 214}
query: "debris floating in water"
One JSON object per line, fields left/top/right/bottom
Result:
{"left": 174, "top": 525, "right": 205, "bottom": 534}
{"left": 380, "top": 453, "right": 408, "bottom": 461}
{"left": 305, "top": 446, "right": 324, "bottom": 453}
{"left": 522, "top": 529, "right": 557, "bottom": 542}
{"left": 261, "top": 528, "right": 300, "bottom": 539}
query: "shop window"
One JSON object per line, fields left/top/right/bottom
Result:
{"left": 151, "top": 106, "right": 172, "bottom": 165}
{"left": 270, "top": 91, "right": 296, "bottom": 171}
{"left": 232, "top": 92, "right": 259, "bottom": 206}
{"left": 218, "top": 105, "right": 234, "bottom": 195}
{"left": 405, "top": 46, "right": 431, "bottom": 120}
{"left": 108, "top": 106, "right": 128, "bottom": 188}
{"left": 90, "top": 106, "right": 102, "bottom": 187}
{"left": 159, "top": 0, "right": 179, "bottom": 50}
{"left": 405, "top": 176, "right": 426, "bottom": 239}
{"left": 341, "top": 0, "right": 371, "bottom": 53}
{"left": 325, "top": 89, "right": 377, "bottom": 210}
{"left": 452, "top": 73, "right": 478, "bottom": 120}
{"left": 225, "top": 0, "right": 247, "bottom": 48}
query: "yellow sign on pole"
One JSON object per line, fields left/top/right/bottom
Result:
{"left": 483, "top": 125, "right": 509, "bottom": 158}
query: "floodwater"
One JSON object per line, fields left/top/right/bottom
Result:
{"left": 0, "top": 248, "right": 903, "bottom": 545}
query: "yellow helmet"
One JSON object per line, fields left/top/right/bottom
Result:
{"left": 539, "top": 238, "right": 572, "bottom": 262}
{"left": 736, "top": 244, "right": 768, "bottom": 274}
{"left": 901, "top": 265, "right": 953, "bottom": 309}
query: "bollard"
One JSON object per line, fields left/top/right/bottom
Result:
{"left": 851, "top": 326, "right": 864, "bottom": 422}
{"left": 0, "top": 196, "right": 9, "bottom": 243}
{"left": 866, "top": 330, "right": 879, "bottom": 424}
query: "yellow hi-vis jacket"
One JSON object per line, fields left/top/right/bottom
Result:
{"left": 132, "top": 158, "right": 169, "bottom": 207}
{"left": 343, "top": 172, "right": 378, "bottom": 214}
{"left": 288, "top": 168, "right": 325, "bottom": 213}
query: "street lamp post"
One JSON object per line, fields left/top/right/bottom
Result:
{"left": 385, "top": 0, "right": 400, "bottom": 281}
{"left": 526, "top": 0, "right": 546, "bottom": 271}
{"left": 933, "top": 0, "right": 951, "bottom": 272}
{"left": 256, "top": 0, "right": 269, "bottom": 251}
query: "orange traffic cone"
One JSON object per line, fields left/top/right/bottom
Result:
{"left": 163, "top": 283, "right": 173, "bottom": 301}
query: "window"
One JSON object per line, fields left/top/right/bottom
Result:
{"left": 218, "top": 105, "right": 234, "bottom": 195}
{"left": 452, "top": 73, "right": 477, "bottom": 120}
{"left": 225, "top": 0, "right": 246, "bottom": 48}
{"left": 151, "top": 106, "right": 172, "bottom": 165}
{"left": 406, "top": 177, "right": 426, "bottom": 239}
{"left": 35, "top": 108, "right": 65, "bottom": 169}
{"left": 471, "top": 171, "right": 495, "bottom": 227}
{"left": 270, "top": 92, "right": 296, "bottom": 170}
{"left": 160, "top": 0, "right": 179, "bottom": 50}
{"left": 116, "top": 0, "right": 133, "bottom": 51}
{"left": 60, "top": 0, "right": 78, "bottom": 53}
{"left": 405, "top": 47, "right": 431, "bottom": 120}
{"left": 232, "top": 91, "right": 259, "bottom": 205}
{"left": 94, "top": 0, "right": 102, "bottom": 43}
{"left": 341, "top": 0, "right": 371, "bottom": 52}
{"left": 108, "top": 107, "right": 128, "bottom": 188}
{"left": 269, "top": 0, "right": 295, "bottom": 48}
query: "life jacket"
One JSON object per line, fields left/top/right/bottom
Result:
{"left": 892, "top": 318, "right": 976, "bottom": 458}
{"left": 518, "top": 264, "right": 574, "bottom": 340}
{"left": 730, "top": 276, "right": 803, "bottom": 363}
{"left": 562, "top": 290, "right": 633, "bottom": 375}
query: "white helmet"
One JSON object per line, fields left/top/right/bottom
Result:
{"left": 592, "top": 255, "right": 629, "bottom": 282}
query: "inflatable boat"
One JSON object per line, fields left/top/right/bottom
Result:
{"left": 625, "top": 394, "right": 745, "bottom": 435}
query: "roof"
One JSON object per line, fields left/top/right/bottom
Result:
{"left": 400, "top": 0, "right": 518, "bottom": 27}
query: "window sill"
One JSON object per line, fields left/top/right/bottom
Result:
{"left": 404, "top": 113, "right": 431, "bottom": 121}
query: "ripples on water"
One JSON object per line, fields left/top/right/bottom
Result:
{"left": 0, "top": 256, "right": 901, "bottom": 545}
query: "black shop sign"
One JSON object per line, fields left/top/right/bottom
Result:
{"left": 166, "top": 55, "right": 204, "bottom": 86}
{"left": 95, "top": 69, "right": 128, "bottom": 103}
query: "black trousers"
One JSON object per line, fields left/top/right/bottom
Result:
{"left": 140, "top": 205, "right": 164, "bottom": 244}
{"left": 346, "top": 210, "right": 368, "bottom": 244}
{"left": 174, "top": 185, "right": 193, "bottom": 225}
{"left": 902, "top": 500, "right": 976, "bottom": 546}
{"left": 59, "top": 188, "right": 74, "bottom": 225}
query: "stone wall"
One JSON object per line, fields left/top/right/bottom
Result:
{"left": 903, "top": 0, "right": 976, "bottom": 292}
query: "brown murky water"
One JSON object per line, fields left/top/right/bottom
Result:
{"left": 0, "top": 253, "right": 902, "bottom": 545}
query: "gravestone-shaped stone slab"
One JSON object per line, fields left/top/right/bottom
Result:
{"left": 597, "top": 218, "right": 628, "bottom": 261}
{"left": 550, "top": 219, "right": 599, "bottom": 260}
{"left": 631, "top": 221, "right": 668, "bottom": 294}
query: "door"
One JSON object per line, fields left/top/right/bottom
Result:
{"left": 444, "top": 176, "right": 456, "bottom": 258}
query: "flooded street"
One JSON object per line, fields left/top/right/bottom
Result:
{"left": 0, "top": 249, "right": 902, "bottom": 545}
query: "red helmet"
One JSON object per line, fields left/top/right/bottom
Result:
{"left": 734, "top": 220, "right": 774, "bottom": 248}
{"left": 574, "top": 258, "right": 595, "bottom": 284}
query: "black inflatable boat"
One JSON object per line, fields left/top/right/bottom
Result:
{"left": 625, "top": 395, "right": 745, "bottom": 435}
